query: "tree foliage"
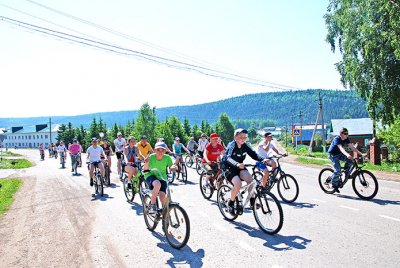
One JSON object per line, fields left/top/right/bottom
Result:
{"left": 216, "top": 113, "right": 235, "bottom": 144}
{"left": 378, "top": 116, "right": 400, "bottom": 160}
{"left": 133, "top": 103, "right": 158, "bottom": 145}
{"left": 325, "top": 0, "right": 400, "bottom": 124}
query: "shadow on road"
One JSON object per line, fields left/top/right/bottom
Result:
{"left": 130, "top": 201, "right": 144, "bottom": 216}
{"left": 107, "top": 183, "right": 120, "bottom": 189}
{"left": 281, "top": 201, "right": 318, "bottom": 209}
{"left": 337, "top": 194, "right": 400, "bottom": 205}
{"left": 91, "top": 193, "right": 114, "bottom": 202}
{"left": 230, "top": 221, "right": 312, "bottom": 251}
{"left": 152, "top": 231, "right": 205, "bottom": 268}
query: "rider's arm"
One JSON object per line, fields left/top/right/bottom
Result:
{"left": 203, "top": 149, "right": 210, "bottom": 163}
{"left": 338, "top": 144, "right": 351, "bottom": 158}
{"left": 182, "top": 144, "right": 190, "bottom": 153}
{"left": 348, "top": 143, "right": 363, "bottom": 156}
{"left": 244, "top": 143, "right": 265, "bottom": 162}
{"left": 225, "top": 142, "right": 240, "bottom": 168}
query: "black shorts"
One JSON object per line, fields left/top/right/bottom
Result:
{"left": 205, "top": 162, "right": 219, "bottom": 175}
{"left": 198, "top": 151, "right": 204, "bottom": 158}
{"left": 146, "top": 175, "right": 168, "bottom": 193}
{"left": 116, "top": 152, "right": 123, "bottom": 159}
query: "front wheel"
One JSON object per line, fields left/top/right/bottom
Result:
{"left": 253, "top": 191, "right": 284, "bottom": 234}
{"left": 318, "top": 168, "right": 335, "bottom": 194}
{"left": 217, "top": 185, "right": 238, "bottom": 221}
{"left": 185, "top": 155, "right": 194, "bottom": 168}
{"left": 196, "top": 159, "right": 203, "bottom": 175}
{"left": 163, "top": 204, "right": 190, "bottom": 249}
{"left": 97, "top": 173, "right": 104, "bottom": 196}
{"left": 277, "top": 174, "right": 299, "bottom": 203}
{"left": 123, "top": 177, "right": 135, "bottom": 202}
{"left": 199, "top": 173, "right": 214, "bottom": 199}
{"left": 352, "top": 170, "right": 378, "bottom": 200}
{"left": 104, "top": 166, "right": 110, "bottom": 186}
{"left": 143, "top": 195, "right": 158, "bottom": 231}
{"left": 181, "top": 164, "right": 188, "bottom": 183}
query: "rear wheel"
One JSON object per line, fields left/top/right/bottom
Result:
{"left": 143, "top": 195, "right": 158, "bottom": 231}
{"left": 352, "top": 170, "right": 378, "bottom": 200}
{"left": 277, "top": 174, "right": 299, "bottom": 203}
{"left": 200, "top": 173, "right": 214, "bottom": 199}
{"left": 123, "top": 177, "right": 135, "bottom": 202}
{"left": 163, "top": 204, "right": 190, "bottom": 249}
{"left": 253, "top": 191, "right": 283, "bottom": 234}
{"left": 217, "top": 185, "right": 238, "bottom": 221}
{"left": 318, "top": 168, "right": 335, "bottom": 194}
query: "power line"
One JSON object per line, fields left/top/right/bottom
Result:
{"left": 0, "top": 16, "right": 299, "bottom": 90}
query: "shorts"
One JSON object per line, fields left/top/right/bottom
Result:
{"left": 204, "top": 162, "right": 219, "bottom": 175}
{"left": 225, "top": 169, "right": 251, "bottom": 183}
{"left": 116, "top": 152, "right": 123, "bottom": 159}
{"left": 198, "top": 151, "right": 204, "bottom": 158}
{"left": 146, "top": 175, "right": 168, "bottom": 193}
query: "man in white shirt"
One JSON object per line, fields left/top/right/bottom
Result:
{"left": 57, "top": 141, "right": 67, "bottom": 164}
{"left": 197, "top": 133, "right": 209, "bottom": 158}
{"left": 113, "top": 132, "right": 126, "bottom": 176}
{"left": 87, "top": 138, "right": 106, "bottom": 187}
{"left": 257, "top": 132, "right": 285, "bottom": 188}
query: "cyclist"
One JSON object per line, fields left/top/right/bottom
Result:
{"left": 186, "top": 136, "right": 198, "bottom": 156}
{"left": 138, "top": 135, "right": 153, "bottom": 160}
{"left": 328, "top": 127, "right": 364, "bottom": 193}
{"left": 157, "top": 138, "right": 172, "bottom": 153}
{"left": 123, "top": 136, "right": 140, "bottom": 189}
{"left": 202, "top": 133, "right": 225, "bottom": 186}
{"left": 57, "top": 141, "right": 67, "bottom": 165}
{"left": 87, "top": 138, "right": 106, "bottom": 186}
{"left": 197, "top": 133, "right": 209, "bottom": 158}
{"left": 172, "top": 137, "right": 190, "bottom": 166}
{"left": 69, "top": 139, "right": 82, "bottom": 172}
{"left": 114, "top": 132, "right": 126, "bottom": 177}
{"left": 100, "top": 138, "right": 113, "bottom": 172}
{"left": 143, "top": 142, "right": 177, "bottom": 214}
{"left": 257, "top": 132, "right": 286, "bottom": 189}
{"left": 222, "top": 128, "right": 267, "bottom": 213}
{"left": 38, "top": 143, "right": 45, "bottom": 160}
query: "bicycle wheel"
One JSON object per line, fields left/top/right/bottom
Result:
{"left": 143, "top": 194, "right": 158, "bottom": 231}
{"left": 94, "top": 176, "right": 99, "bottom": 195}
{"left": 253, "top": 191, "right": 283, "bottom": 234}
{"left": 97, "top": 173, "right": 104, "bottom": 196}
{"left": 199, "top": 173, "right": 214, "bottom": 199}
{"left": 318, "top": 168, "right": 335, "bottom": 194}
{"left": 277, "top": 174, "right": 299, "bottom": 203}
{"left": 252, "top": 171, "right": 263, "bottom": 185}
{"left": 185, "top": 155, "right": 194, "bottom": 168}
{"left": 163, "top": 204, "right": 190, "bottom": 249}
{"left": 352, "top": 170, "right": 378, "bottom": 200}
{"left": 138, "top": 177, "right": 149, "bottom": 202}
{"left": 181, "top": 164, "right": 188, "bottom": 183}
{"left": 196, "top": 159, "right": 203, "bottom": 175}
{"left": 217, "top": 185, "right": 238, "bottom": 221}
{"left": 105, "top": 167, "right": 110, "bottom": 186}
{"left": 123, "top": 177, "right": 135, "bottom": 202}
{"left": 62, "top": 158, "right": 65, "bottom": 169}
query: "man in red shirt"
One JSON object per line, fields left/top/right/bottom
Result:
{"left": 203, "top": 133, "right": 225, "bottom": 184}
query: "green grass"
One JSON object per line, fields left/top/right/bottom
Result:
{"left": 296, "top": 156, "right": 330, "bottom": 166}
{"left": 0, "top": 178, "right": 23, "bottom": 216}
{"left": 0, "top": 151, "right": 22, "bottom": 157}
{"left": 362, "top": 161, "right": 400, "bottom": 173}
{"left": 0, "top": 158, "right": 32, "bottom": 169}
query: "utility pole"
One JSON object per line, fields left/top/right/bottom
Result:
{"left": 308, "top": 92, "right": 326, "bottom": 156}
{"left": 320, "top": 93, "right": 326, "bottom": 155}
{"left": 49, "top": 117, "right": 52, "bottom": 146}
{"left": 299, "top": 111, "right": 303, "bottom": 146}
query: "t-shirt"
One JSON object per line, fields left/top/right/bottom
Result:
{"left": 328, "top": 136, "right": 350, "bottom": 156}
{"left": 257, "top": 141, "right": 276, "bottom": 158}
{"left": 187, "top": 140, "right": 197, "bottom": 151}
{"left": 144, "top": 154, "right": 173, "bottom": 181}
{"left": 101, "top": 144, "right": 111, "bottom": 157}
{"left": 87, "top": 146, "right": 104, "bottom": 163}
{"left": 198, "top": 138, "right": 209, "bottom": 152}
{"left": 69, "top": 144, "right": 81, "bottom": 155}
{"left": 173, "top": 143, "right": 184, "bottom": 155}
{"left": 57, "top": 145, "right": 67, "bottom": 154}
{"left": 114, "top": 138, "right": 126, "bottom": 152}
{"left": 202, "top": 143, "right": 224, "bottom": 163}
{"left": 138, "top": 142, "right": 153, "bottom": 158}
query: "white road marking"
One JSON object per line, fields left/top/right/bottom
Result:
{"left": 236, "top": 240, "right": 255, "bottom": 252}
{"left": 213, "top": 223, "right": 227, "bottom": 232}
{"left": 312, "top": 198, "right": 327, "bottom": 203}
{"left": 380, "top": 215, "right": 400, "bottom": 222}
{"left": 340, "top": 205, "right": 359, "bottom": 211}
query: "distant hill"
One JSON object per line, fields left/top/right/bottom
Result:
{"left": 0, "top": 89, "right": 369, "bottom": 128}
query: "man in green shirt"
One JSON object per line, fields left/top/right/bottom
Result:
{"left": 144, "top": 142, "right": 177, "bottom": 214}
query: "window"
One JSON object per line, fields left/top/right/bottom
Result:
{"left": 45, "top": 135, "right": 48, "bottom": 139}
{"left": 37, "top": 135, "right": 39, "bottom": 139}
{"left": 41, "top": 135, "right": 43, "bottom": 139}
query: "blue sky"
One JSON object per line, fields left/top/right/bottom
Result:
{"left": 0, "top": 0, "right": 344, "bottom": 117}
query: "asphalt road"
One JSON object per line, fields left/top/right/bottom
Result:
{"left": 1, "top": 149, "right": 399, "bottom": 267}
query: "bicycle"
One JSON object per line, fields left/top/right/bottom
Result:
{"left": 199, "top": 162, "right": 226, "bottom": 200}
{"left": 318, "top": 156, "right": 379, "bottom": 200}
{"left": 118, "top": 154, "right": 125, "bottom": 181}
{"left": 88, "top": 162, "right": 104, "bottom": 197}
{"left": 142, "top": 179, "right": 190, "bottom": 249}
{"left": 40, "top": 150, "right": 45, "bottom": 161}
{"left": 59, "top": 152, "right": 66, "bottom": 169}
{"left": 170, "top": 153, "right": 188, "bottom": 184}
{"left": 216, "top": 164, "right": 284, "bottom": 234}
{"left": 102, "top": 158, "right": 111, "bottom": 186}
{"left": 252, "top": 154, "right": 299, "bottom": 203}
{"left": 71, "top": 153, "right": 80, "bottom": 175}
{"left": 184, "top": 150, "right": 198, "bottom": 168}
{"left": 123, "top": 162, "right": 149, "bottom": 202}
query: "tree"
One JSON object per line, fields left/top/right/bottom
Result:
{"left": 378, "top": 116, "right": 400, "bottom": 161}
{"left": 168, "top": 116, "right": 186, "bottom": 144}
{"left": 183, "top": 117, "right": 191, "bottom": 137}
{"left": 216, "top": 113, "right": 234, "bottom": 144}
{"left": 325, "top": 0, "right": 400, "bottom": 124}
{"left": 191, "top": 124, "right": 202, "bottom": 141}
{"left": 155, "top": 121, "right": 174, "bottom": 148}
{"left": 133, "top": 103, "right": 158, "bottom": 145}
{"left": 247, "top": 127, "right": 258, "bottom": 144}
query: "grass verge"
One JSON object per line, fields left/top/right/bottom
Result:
{"left": 0, "top": 151, "right": 22, "bottom": 157}
{"left": 0, "top": 178, "right": 23, "bottom": 216}
{"left": 0, "top": 158, "right": 32, "bottom": 169}
{"left": 296, "top": 156, "right": 330, "bottom": 166}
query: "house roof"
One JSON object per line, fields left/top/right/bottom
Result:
{"left": 6, "top": 124, "right": 60, "bottom": 134}
{"left": 330, "top": 118, "right": 373, "bottom": 136}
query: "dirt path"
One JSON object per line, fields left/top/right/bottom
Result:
{"left": 0, "top": 150, "right": 93, "bottom": 267}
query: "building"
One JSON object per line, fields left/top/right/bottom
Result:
{"left": 292, "top": 124, "right": 328, "bottom": 145}
{"left": 329, "top": 118, "right": 373, "bottom": 148}
{"left": 2, "top": 124, "right": 59, "bottom": 149}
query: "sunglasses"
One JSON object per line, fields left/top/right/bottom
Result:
{"left": 342, "top": 132, "right": 349, "bottom": 135}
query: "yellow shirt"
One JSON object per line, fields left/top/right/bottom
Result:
{"left": 138, "top": 142, "right": 153, "bottom": 158}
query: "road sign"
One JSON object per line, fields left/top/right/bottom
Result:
{"left": 293, "top": 128, "right": 301, "bottom": 136}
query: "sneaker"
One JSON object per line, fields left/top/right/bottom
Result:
{"left": 227, "top": 200, "right": 235, "bottom": 215}
{"left": 90, "top": 178, "right": 93, "bottom": 187}
{"left": 127, "top": 182, "right": 132, "bottom": 189}
{"left": 148, "top": 204, "right": 157, "bottom": 214}
{"left": 332, "top": 185, "right": 340, "bottom": 193}
{"left": 71, "top": 168, "right": 74, "bottom": 172}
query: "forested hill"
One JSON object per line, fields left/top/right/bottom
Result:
{"left": 0, "top": 89, "right": 368, "bottom": 128}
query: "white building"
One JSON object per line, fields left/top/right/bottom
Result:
{"left": 2, "top": 124, "right": 59, "bottom": 148}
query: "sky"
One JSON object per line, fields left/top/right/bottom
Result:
{"left": 0, "top": 0, "right": 344, "bottom": 118}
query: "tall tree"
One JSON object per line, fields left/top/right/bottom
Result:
{"left": 168, "top": 116, "right": 186, "bottom": 144}
{"left": 133, "top": 103, "right": 158, "bottom": 144}
{"left": 183, "top": 117, "right": 191, "bottom": 137}
{"left": 216, "top": 113, "right": 235, "bottom": 144}
{"left": 325, "top": 0, "right": 400, "bottom": 124}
